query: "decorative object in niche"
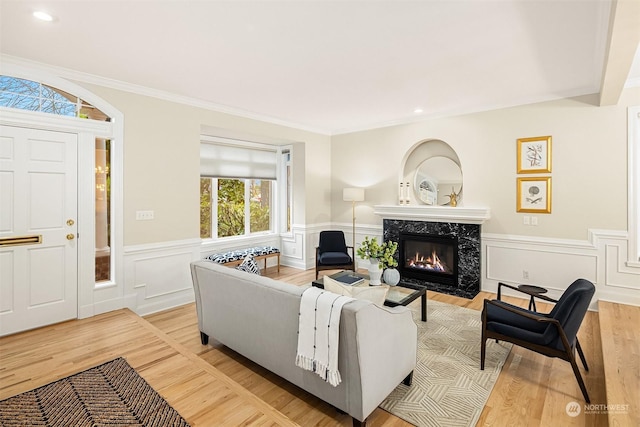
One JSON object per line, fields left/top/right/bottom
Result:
{"left": 517, "top": 177, "right": 551, "bottom": 213}
{"left": 447, "top": 187, "right": 460, "bottom": 207}
{"left": 399, "top": 182, "right": 411, "bottom": 204}
{"left": 414, "top": 157, "right": 462, "bottom": 206}
{"left": 517, "top": 136, "right": 552, "bottom": 174}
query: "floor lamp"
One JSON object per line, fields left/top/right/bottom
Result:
{"left": 343, "top": 188, "right": 365, "bottom": 267}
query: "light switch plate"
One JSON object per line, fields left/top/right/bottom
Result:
{"left": 136, "top": 210, "right": 154, "bottom": 220}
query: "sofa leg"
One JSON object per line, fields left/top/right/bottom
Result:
{"left": 403, "top": 371, "right": 414, "bottom": 386}
{"left": 352, "top": 417, "right": 366, "bottom": 427}
{"left": 200, "top": 331, "right": 209, "bottom": 345}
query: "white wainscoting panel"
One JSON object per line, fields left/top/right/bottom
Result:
{"left": 124, "top": 238, "right": 201, "bottom": 316}
{"left": 483, "top": 230, "right": 640, "bottom": 308}
{"left": 280, "top": 225, "right": 306, "bottom": 269}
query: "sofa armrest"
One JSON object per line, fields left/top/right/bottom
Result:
{"left": 342, "top": 303, "right": 417, "bottom": 421}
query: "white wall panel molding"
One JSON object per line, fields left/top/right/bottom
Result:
{"left": 124, "top": 239, "right": 201, "bottom": 316}
{"left": 483, "top": 230, "right": 639, "bottom": 308}
{"left": 280, "top": 226, "right": 306, "bottom": 269}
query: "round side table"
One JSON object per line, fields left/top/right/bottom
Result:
{"left": 517, "top": 284, "right": 548, "bottom": 312}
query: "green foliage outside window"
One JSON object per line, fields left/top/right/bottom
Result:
{"left": 250, "top": 180, "right": 270, "bottom": 233}
{"left": 218, "top": 179, "right": 245, "bottom": 237}
{"left": 200, "top": 178, "right": 212, "bottom": 238}
{"left": 200, "top": 178, "right": 271, "bottom": 238}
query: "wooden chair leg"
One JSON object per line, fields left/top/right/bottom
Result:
{"left": 569, "top": 354, "right": 591, "bottom": 403}
{"left": 481, "top": 306, "right": 487, "bottom": 370}
{"left": 576, "top": 339, "right": 589, "bottom": 371}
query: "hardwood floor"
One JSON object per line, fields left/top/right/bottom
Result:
{"left": 146, "top": 266, "right": 612, "bottom": 427}
{"left": 0, "top": 308, "right": 296, "bottom": 426}
{"left": 0, "top": 265, "right": 632, "bottom": 426}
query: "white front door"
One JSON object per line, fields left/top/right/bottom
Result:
{"left": 0, "top": 125, "right": 78, "bottom": 336}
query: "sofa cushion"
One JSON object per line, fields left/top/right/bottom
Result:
{"left": 236, "top": 254, "right": 261, "bottom": 275}
{"left": 324, "top": 276, "right": 388, "bottom": 306}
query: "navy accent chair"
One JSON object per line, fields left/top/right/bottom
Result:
{"left": 481, "top": 279, "right": 595, "bottom": 403}
{"left": 315, "top": 230, "right": 355, "bottom": 279}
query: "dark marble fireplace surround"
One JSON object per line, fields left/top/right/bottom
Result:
{"left": 383, "top": 219, "right": 481, "bottom": 299}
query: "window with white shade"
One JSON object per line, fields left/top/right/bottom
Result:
{"left": 200, "top": 138, "right": 280, "bottom": 240}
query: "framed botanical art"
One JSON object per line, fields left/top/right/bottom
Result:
{"left": 517, "top": 177, "right": 551, "bottom": 213}
{"left": 517, "top": 136, "right": 552, "bottom": 173}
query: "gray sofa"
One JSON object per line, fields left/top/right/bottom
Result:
{"left": 190, "top": 260, "right": 417, "bottom": 426}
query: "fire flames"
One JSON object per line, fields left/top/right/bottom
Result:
{"left": 407, "top": 250, "right": 449, "bottom": 272}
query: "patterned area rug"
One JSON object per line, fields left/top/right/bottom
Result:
{"left": 0, "top": 357, "right": 190, "bottom": 426}
{"left": 380, "top": 299, "right": 512, "bottom": 427}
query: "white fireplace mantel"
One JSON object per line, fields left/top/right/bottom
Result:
{"left": 373, "top": 204, "right": 491, "bottom": 225}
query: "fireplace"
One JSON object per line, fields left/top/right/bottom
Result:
{"left": 383, "top": 219, "right": 481, "bottom": 299}
{"left": 399, "top": 233, "right": 458, "bottom": 286}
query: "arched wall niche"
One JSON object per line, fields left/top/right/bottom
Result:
{"left": 399, "top": 139, "right": 463, "bottom": 206}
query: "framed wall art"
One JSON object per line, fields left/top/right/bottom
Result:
{"left": 517, "top": 177, "right": 551, "bottom": 213}
{"left": 517, "top": 136, "right": 552, "bottom": 173}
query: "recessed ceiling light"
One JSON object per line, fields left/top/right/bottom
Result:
{"left": 33, "top": 11, "right": 54, "bottom": 22}
{"left": 414, "top": 108, "right": 424, "bottom": 114}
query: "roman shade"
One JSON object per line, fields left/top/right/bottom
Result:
{"left": 200, "top": 141, "right": 277, "bottom": 180}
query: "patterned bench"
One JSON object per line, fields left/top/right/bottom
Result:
{"left": 206, "top": 246, "right": 280, "bottom": 273}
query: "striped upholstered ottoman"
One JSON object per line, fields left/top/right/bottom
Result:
{"left": 205, "top": 246, "right": 280, "bottom": 273}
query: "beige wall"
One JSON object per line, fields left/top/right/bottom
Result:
{"left": 74, "top": 80, "right": 638, "bottom": 245}
{"left": 332, "top": 87, "right": 640, "bottom": 240}
{"left": 80, "top": 83, "right": 331, "bottom": 246}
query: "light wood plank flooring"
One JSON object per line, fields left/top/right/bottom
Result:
{"left": 146, "top": 266, "right": 613, "bottom": 427}
{"left": 0, "top": 308, "right": 297, "bottom": 426}
{"left": 1, "top": 266, "right": 635, "bottom": 426}
{"left": 598, "top": 301, "right": 639, "bottom": 426}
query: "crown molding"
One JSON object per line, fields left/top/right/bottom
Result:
{"left": 0, "top": 55, "right": 331, "bottom": 136}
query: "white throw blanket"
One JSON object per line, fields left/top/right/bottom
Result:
{"left": 296, "top": 286, "right": 353, "bottom": 386}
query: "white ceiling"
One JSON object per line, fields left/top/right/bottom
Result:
{"left": 0, "top": 0, "right": 638, "bottom": 135}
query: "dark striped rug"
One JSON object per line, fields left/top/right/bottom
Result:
{"left": 0, "top": 357, "right": 190, "bottom": 426}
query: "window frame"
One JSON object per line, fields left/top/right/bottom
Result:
{"left": 200, "top": 177, "right": 276, "bottom": 240}
{"left": 279, "top": 146, "right": 293, "bottom": 235}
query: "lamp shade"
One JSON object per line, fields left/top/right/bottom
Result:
{"left": 343, "top": 187, "right": 365, "bottom": 202}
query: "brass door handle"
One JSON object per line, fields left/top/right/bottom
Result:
{"left": 67, "top": 219, "right": 75, "bottom": 226}
{"left": 0, "top": 235, "right": 42, "bottom": 247}
{"left": 66, "top": 234, "right": 75, "bottom": 240}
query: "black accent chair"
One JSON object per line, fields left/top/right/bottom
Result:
{"left": 481, "top": 279, "right": 595, "bottom": 403}
{"left": 315, "top": 230, "right": 355, "bottom": 279}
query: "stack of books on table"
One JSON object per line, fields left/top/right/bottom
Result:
{"left": 334, "top": 274, "right": 365, "bottom": 286}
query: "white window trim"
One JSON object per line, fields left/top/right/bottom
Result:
{"left": 628, "top": 106, "right": 640, "bottom": 266}
{"left": 278, "top": 146, "right": 293, "bottom": 237}
{"left": 201, "top": 177, "right": 277, "bottom": 241}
